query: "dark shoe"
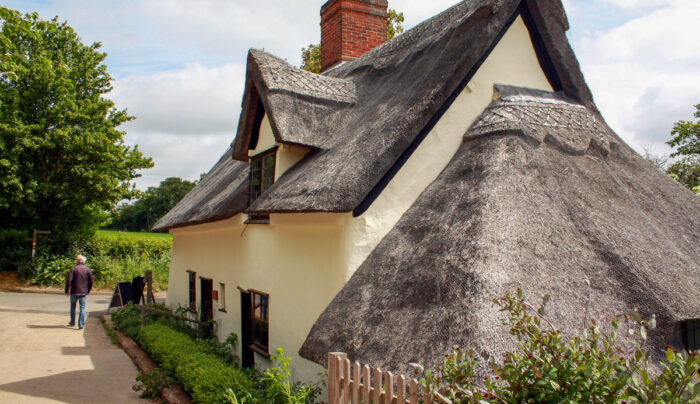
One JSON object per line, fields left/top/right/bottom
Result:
{"left": 78, "top": 327, "right": 84, "bottom": 330}
{"left": 68, "top": 323, "right": 75, "bottom": 326}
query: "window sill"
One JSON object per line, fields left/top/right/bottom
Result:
{"left": 218, "top": 309, "right": 227, "bottom": 313}
{"left": 250, "top": 344, "right": 270, "bottom": 358}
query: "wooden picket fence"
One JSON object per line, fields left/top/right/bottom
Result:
{"left": 327, "top": 352, "right": 451, "bottom": 404}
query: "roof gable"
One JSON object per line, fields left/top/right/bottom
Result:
{"left": 244, "top": 0, "right": 597, "bottom": 215}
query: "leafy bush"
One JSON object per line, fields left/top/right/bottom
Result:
{"left": 111, "top": 304, "right": 145, "bottom": 339}
{"left": 0, "top": 229, "right": 30, "bottom": 271}
{"left": 417, "top": 289, "right": 700, "bottom": 403}
{"left": 15, "top": 232, "right": 170, "bottom": 291}
{"left": 137, "top": 323, "right": 256, "bottom": 404}
{"left": 259, "top": 348, "right": 321, "bottom": 404}
{"left": 133, "top": 367, "right": 173, "bottom": 399}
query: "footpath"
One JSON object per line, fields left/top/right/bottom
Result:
{"left": 0, "top": 291, "right": 147, "bottom": 403}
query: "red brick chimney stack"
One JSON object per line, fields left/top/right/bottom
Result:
{"left": 320, "top": 0, "right": 388, "bottom": 72}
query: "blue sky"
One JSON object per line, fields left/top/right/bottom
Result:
{"left": 5, "top": 0, "right": 700, "bottom": 189}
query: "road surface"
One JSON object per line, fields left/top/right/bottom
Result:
{"left": 0, "top": 292, "right": 146, "bottom": 403}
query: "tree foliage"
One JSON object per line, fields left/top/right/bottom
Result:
{"left": 0, "top": 7, "right": 152, "bottom": 241}
{"left": 107, "top": 177, "right": 197, "bottom": 232}
{"left": 666, "top": 104, "right": 700, "bottom": 195}
{"left": 300, "top": 8, "right": 405, "bottom": 73}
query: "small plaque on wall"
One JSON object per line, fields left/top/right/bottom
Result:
{"left": 212, "top": 290, "right": 219, "bottom": 300}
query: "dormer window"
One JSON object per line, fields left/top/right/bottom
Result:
{"left": 249, "top": 147, "right": 276, "bottom": 204}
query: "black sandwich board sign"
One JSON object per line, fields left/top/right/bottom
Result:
{"left": 109, "top": 282, "right": 134, "bottom": 311}
{"left": 108, "top": 276, "right": 147, "bottom": 311}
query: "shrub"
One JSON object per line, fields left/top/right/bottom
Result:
{"left": 133, "top": 368, "right": 173, "bottom": 399}
{"left": 136, "top": 323, "right": 256, "bottom": 404}
{"left": 417, "top": 289, "right": 700, "bottom": 403}
{"left": 0, "top": 229, "right": 30, "bottom": 271}
{"left": 259, "top": 348, "right": 321, "bottom": 404}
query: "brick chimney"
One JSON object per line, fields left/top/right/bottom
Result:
{"left": 320, "top": 0, "right": 388, "bottom": 72}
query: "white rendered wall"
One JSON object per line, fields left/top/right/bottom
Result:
{"left": 168, "top": 15, "right": 552, "bottom": 383}
{"left": 342, "top": 15, "right": 553, "bottom": 278}
{"left": 249, "top": 114, "right": 309, "bottom": 181}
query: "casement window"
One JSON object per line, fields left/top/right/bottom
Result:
{"left": 187, "top": 271, "right": 196, "bottom": 311}
{"left": 682, "top": 319, "right": 700, "bottom": 351}
{"left": 251, "top": 290, "right": 269, "bottom": 354}
{"left": 249, "top": 147, "right": 276, "bottom": 204}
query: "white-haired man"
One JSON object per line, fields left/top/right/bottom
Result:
{"left": 64, "top": 255, "right": 93, "bottom": 329}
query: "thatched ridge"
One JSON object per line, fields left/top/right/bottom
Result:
{"left": 157, "top": 0, "right": 603, "bottom": 231}
{"left": 299, "top": 87, "right": 700, "bottom": 374}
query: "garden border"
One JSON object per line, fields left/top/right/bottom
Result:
{"left": 102, "top": 314, "right": 193, "bottom": 404}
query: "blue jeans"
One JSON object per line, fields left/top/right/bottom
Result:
{"left": 70, "top": 294, "right": 87, "bottom": 328}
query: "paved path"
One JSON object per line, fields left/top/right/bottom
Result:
{"left": 0, "top": 292, "right": 146, "bottom": 403}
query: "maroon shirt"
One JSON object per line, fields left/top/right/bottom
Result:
{"left": 65, "top": 264, "right": 93, "bottom": 295}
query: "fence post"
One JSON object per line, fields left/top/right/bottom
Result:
{"left": 328, "top": 352, "right": 340, "bottom": 404}
{"left": 145, "top": 270, "right": 154, "bottom": 304}
{"left": 141, "top": 305, "right": 146, "bottom": 325}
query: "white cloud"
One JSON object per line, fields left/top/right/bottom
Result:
{"left": 112, "top": 62, "right": 245, "bottom": 136}
{"left": 596, "top": 0, "right": 672, "bottom": 11}
{"left": 110, "top": 63, "right": 246, "bottom": 189}
{"left": 572, "top": 0, "right": 700, "bottom": 157}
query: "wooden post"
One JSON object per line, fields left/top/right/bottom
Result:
{"left": 141, "top": 305, "right": 146, "bottom": 325}
{"left": 396, "top": 375, "right": 406, "bottom": 404}
{"left": 409, "top": 379, "right": 418, "bottom": 404}
{"left": 384, "top": 371, "right": 394, "bottom": 404}
{"left": 352, "top": 361, "right": 361, "bottom": 404}
{"left": 342, "top": 357, "right": 351, "bottom": 404}
{"left": 25, "top": 229, "right": 50, "bottom": 261}
{"left": 373, "top": 367, "right": 382, "bottom": 403}
{"left": 362, "top": 364, "right": 371, "bottom": 403}
{"left": 328, "top": 352, "right": 346, "bottom": 404}
{"left": 145, "top": 270, "right": 154, "bottom": 304}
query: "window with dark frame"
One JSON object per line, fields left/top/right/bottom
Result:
{"left": 249, "top": 147, "right": 276, "bottom": 204}
{"left": 188, "top": 271, "right": 196, "bottom": 311}
{"left": 682, "top": 319, "right": 700, "bottom": 351}
{"left": 250, "top": 290, "right": 269, "bottom": 354}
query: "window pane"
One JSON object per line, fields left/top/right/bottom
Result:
{"left": 250, "top": 158, "right": 261, "bottom": 202}
{"left": 261, "top": 153, "right": 275, "bottom": 193}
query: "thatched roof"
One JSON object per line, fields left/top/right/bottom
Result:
{"left": 156, "top": 0, "right": 598, "bottom": 229}
{"left": 151, "top": 149, "right": 248, "bottom": 231}
{"left": 235, "top": 0, "right": 596, "bottom": 215}
{"left": 299, "top": 86, "right": 700, "bottom": 374}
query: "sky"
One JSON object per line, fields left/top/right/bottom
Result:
{"left": 5, "top": 0, "right": 700, "bottom": 189}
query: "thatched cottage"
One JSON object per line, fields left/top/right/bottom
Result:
{"left": 153, "top": 0, "right": 700, "bottom": 381}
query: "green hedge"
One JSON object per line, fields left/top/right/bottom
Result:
{"left": 136, "top": 323, "right": 255, "bottom": 404}
{"left": 16, "top": 233, "right": 171, "bottom": 290}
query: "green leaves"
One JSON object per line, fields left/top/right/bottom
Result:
{"left": 418, "top": 291, "right": 700, "bottom": 403}
{"left": 0, "top": 6, "right": 152, "bottom": 242}
{"left": 666, "top": 104, "right": 700, "bottom": 193}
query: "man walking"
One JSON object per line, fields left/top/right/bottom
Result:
{"left": 65, "top": 255, "right": 93, "bottom": 329}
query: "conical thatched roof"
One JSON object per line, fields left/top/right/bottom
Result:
{"left": 299, "top": 86, "right": 700, "bottom": 374}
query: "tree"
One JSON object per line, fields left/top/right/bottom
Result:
{"left": 108, "top": 177, "right": 198, "bottom": 232}
{"left": 0, "top": 7, "right": 152, "bottom": 242}
{"left": 666, "top": 104, "right": 700, "bottom": 195}
{"left": 300, "top": 9, "right": 405, "bottom": 73}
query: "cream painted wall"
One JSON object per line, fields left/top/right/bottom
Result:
{"left": 249, "top": 114, "right": 310, "bottom": 181}
{"left": 168, "top": 15, "right": 553, "bottom": 383}
{"left": 168, "top": 213, "right": 345, "bottom": 383}
{"left": 341, "top": 15, "right": 553, "bottom": 278}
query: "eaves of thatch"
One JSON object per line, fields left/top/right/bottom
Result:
{"left": 151, "top": 149, "right": 249, "bottom": 231}
{"left": 299, "top": 87, "right": 700, "bottom": 374}
{"left": 156, "top": 0, "right": 596, "bottom": 228}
